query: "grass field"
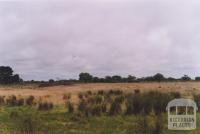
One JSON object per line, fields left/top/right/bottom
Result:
{"left": 0, "top": 82, "right": 200, "bottom": 134}
{"left": 0, "top": 106, "right": 200, "bottom": 134}
{"left": 0, "top": 82, "right": 200, "bottom": 104}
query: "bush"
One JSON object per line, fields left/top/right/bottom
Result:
{"left": 75, "top": 90, "right": 178, "bottom": 117}
{"left": 134, "top": 111, "right": 164, "bottom": 134}
{"left": 10, "top": 108, "right": 43, "bottom": 134}
{"left": 91, "top": 105, "right": 103, "bottom": 116}
{"left": 106, "top": 89, "right": 123, "bottom": 96}
{"left": 194, "top": 94, "right": 200, "bottom": 112}
{"left": 0, "top": 96, "right": 5, "bottom": 105}
{"left": 98, "top": 90, "right": 105, "bottom": 95}
{"left": 108, "top": 90, "right": 114, "bottom": 95}
{"left": 134, "top": 89, "right": 140, "bottom": 94}
{"left": 17, "top": 97, "right": 24, "bottom": 106}
{"left": 6, "top": 95, "right": 18, "bottom": 106}
{"left": 170, "top": 92, "right": 181, "bottom": 98}
{"left": 70, "top": 113, "right": 85, "bottom": 122}
{"left": 109, "top": 99, "right": 122, "bottom": 116}
{"left": 38, "top": 101, "right": 54, "bottom": 111}
{"left": 86, "top": 90, "right": 92, "bottom": 95}
{"left": 63, "top": 93, "right": 71, "bottom": 100}
{"left": 10, "top": 111, "right": 19, "bottom": 118}
{"left": 115, "top": 95, "right": 125, "bottom": 104}
{"left": 125, "top": 94, "right": 143, "bottom": 115}
{"left": 114, "top": 90, "right": 123, "bottom": 95}
{"left": 94, "top": 95, "right": 103, "bottom": 104}
{"left": 26, "top": 95, "right": 35, "bottom": 106}
{"left": 126, "top": 91, "right": 172, "bottom": 115}
{"left": 134, "top": 113, "right": 148, "bottom": 134}
{"left": 101, "top": 103, "right": 107, "bottom": 113}
{"left": 153, "top": 114, "right": 164, "bottom": 134}
{"left": 66, "top": 101, "right": 74, "bottom": 113}
{"left": 78, "top": 100, "right": 87, "bottom": 113}
{"left": 78, "top": 93, "right": 84, "bottom": 100}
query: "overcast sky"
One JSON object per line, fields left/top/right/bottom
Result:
{"left": 0, "top": 0, "right": 200, "bottom": 80}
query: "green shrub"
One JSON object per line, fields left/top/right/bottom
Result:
{"left": 101, "top": 103, "right": 107, "bottom": 113}
{"left": 26, "top": 95, "right": 35, "bottom": 106}
{"left": 170, "top": 92, "right": 181, "bottom": 98}
{"left": 194, "top": 94, "right": 200, "bottom": 112}
{"left": 108, "top": 90, "right": 114, "bottom": 96}
{"left": 6, "top": 95, "right": 18, "bottom": 106}
{"left": 91, "top": 105, "right": 103, "bottom": 116}
{"left": 126, "top": 91, "right": 172, "bottom": 115}
{"left": 98, "top": 90, "right": 105, "bottom": 95}
{"left": 38, "top": 101, "right": 54, "bottom": 111}
{"left": 10, "top": 108, "right": 43, "bottom": 134}
{"left": 78, "top": 100, "right": 87, "bottom": 113}
{"left": 94, "top": 95, "right": 103, "bottom": 104}
{"left": 17, "top": 97, "right": 24, "bottom": 106}
{"left": 134, "top": 113, "right": 148, "bottom": 134}
{"left": 109, "top": 100, "right": 122, "bottom": 116}
{"left": 66, "top": 101, "right": 74, "bottom": 113}
{"left": 115, "top": 95, "right": 125, "bottom": 104}
{"left": 10, "top": 111, "right": 19, "bottom": 118}
{"left": 126, "top": 94, "right": 143, "bottom": 115}
{"left": 153, "top": 114, "right": 164, "bottom": 134}
{"left": 76, "top": 90, "right": 177, "bottom": 117}
{"left": 70, "top": 113, "right": 85, "bottom": 122}
{"left": 107, "top": 90, "right": 122, "bottom": 95}
{"left": 0, "top": 96, "right": 5, "bottom": 105}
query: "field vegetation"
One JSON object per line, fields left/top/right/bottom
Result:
{"left": 0, "top": 89, "right": 199, "bottom": 134}
{"left": 1, "top": 66, "right": 200, "bottom": 133}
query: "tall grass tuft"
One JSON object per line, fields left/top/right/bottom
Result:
{"left": 10, "top": 107, "right": 43, "bottom": 134}
{"left": 38, "top": 101, "right": 54, "bottom": 111}
{"left": 26, "top": 95, "right": 35, "bottom": 106}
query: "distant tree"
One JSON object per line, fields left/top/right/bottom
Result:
{"left": 111, "top": 75, "right": 122, "bottom": 83}
{"left": 105, "top": 76, "right": 112, "bottom": 83}
{"left": 137, "top": 77, "right": 145, "bottom": 82}
{"left": 0, "top": 66, "right": 13, "bottom": 76}
{"left": 79, "top": 72, "right": 93, "bottom": 83}
{"left": 181, "top": 75, "right": 191, "bottom": 81}
{"left": 127, "top": 75, "right": 136, "bottom": 82}
{"left": 167, "top": 77, "right": 176, "bottom": 81}
{"left": 0, "top": 66, "right": 22, "bottom": 84}
{"left": 195, "top": 77, "right": 200, "bottom": 81}
{"left": 49, "top": 79, "right": 55, "bottom": 83}
{"left": 92, "top": 77, "right": 100, "bottom": 83}
{"left": 99, "top": 78, "right": 105, "bottom": 83}
{"left": 144, "top": 76, "right": 154, "bottom": 82}
{"left": 153, "top": 73, "right": 165, "bottom": 82}
{"left": 76, "top": 72, "right": 197, "bottom": 83}
{"left": 12, "top": 74, "right": 21, "bottom": 83}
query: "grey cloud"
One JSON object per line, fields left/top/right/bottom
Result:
{"left": 0, "top": 0, "right": 200, "bottom": 80}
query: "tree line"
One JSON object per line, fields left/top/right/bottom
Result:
{"left": 78, "top": 72, "right": 195, "bottom": 83}
{"left": 1, "top": 66, "right": 200, "bottom": 84}
{"left": 0, "top": 66, "right": 22, "bottom": 84}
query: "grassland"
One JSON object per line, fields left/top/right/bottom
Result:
{"left": 0, "top": 106, "right": 200, "bottom": 134}
{"left": 0, "top": 82, "right": 200, "bottom": 104}
{"left": 0, "top": 82, "right": 200, "bottom": 134}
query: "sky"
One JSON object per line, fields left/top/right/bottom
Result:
{"left": 0, "top": 0, "right": 200, "bottom": 80}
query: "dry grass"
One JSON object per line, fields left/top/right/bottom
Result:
{"left": 0, "top": 82, "right": 200, "bottom": 104}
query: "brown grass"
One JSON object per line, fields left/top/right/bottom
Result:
{"left": 0, "top": 82, "right": 200, "bottom": 104}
